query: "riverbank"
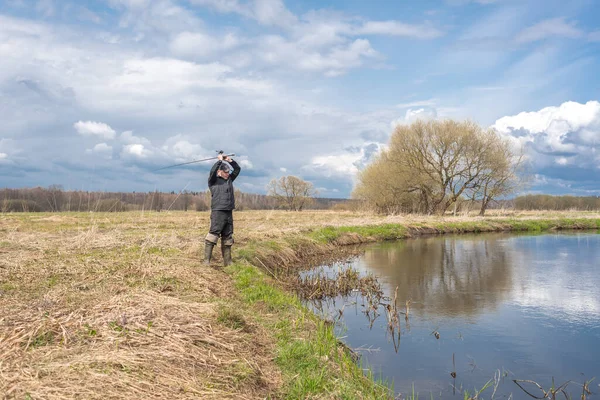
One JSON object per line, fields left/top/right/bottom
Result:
{"left": 1, "top": 211, "right": 599, "bottom": 399}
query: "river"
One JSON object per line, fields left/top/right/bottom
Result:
{"left": 306, "top": 232, "right": 600, "bottom": 399}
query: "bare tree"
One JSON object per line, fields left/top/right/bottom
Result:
{"left": 182, "top": 190, "right": 191, "bottom": 211}
{"left": 354, "top": 119, "right": 525, "bottom": 215}
{"left": 466, "top": 132, "right": 526, "bottom": 215}
{"left": 267, "top": 176, "right": 317, "bottom": 211}
{"left": 46, "top": 184, "right": 65, "bottom": 212}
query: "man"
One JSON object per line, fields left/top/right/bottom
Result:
{"left": 204, "top": 153, "right": 241, "bottom": 266}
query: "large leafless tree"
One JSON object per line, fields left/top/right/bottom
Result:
{"left": 354, "top": 119, "right": 526, "bottom": 215}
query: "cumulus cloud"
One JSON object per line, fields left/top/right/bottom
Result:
{"left": 303, "top": 142, "right": 383, "bottom": 179}
{"left": 92, "top": 142, "right": 113, "bottom": 153}
{"left": 123, "top": 143, "right": 150, "bottom": 158}
{"left": 85, "top": 143, "right": 113, "bottom": 159}
{"left": 74, "top": 121, "right": 117, "bottom": 139}
{"left": 493, "top": 100, "right": 600, "bottom": 152}
{"left": 492, "top": 100, "right": 600, "bottom": 192}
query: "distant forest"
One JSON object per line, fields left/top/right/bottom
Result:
{"left": 513, "top": 194, "right": 600, "bottom": 211}
{"left": 1, "top": 187, "right": 599, "bottom": 213}
{"left": 0, "top": 186, "right": 354, "bottom": 212}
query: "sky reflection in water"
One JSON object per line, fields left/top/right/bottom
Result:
{"left": 307, "top": 233, "right": 600, "bottom": 399}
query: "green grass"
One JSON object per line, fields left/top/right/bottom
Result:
{"left": 309, "top": 218, "right": 600, "bottom": 245}
{"left": 309, "top": 224, "right": 409, "bottom": 243}
{"left": 225, "top": 261, "right": 392, "bottom": 399}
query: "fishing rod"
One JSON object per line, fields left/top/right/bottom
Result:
{"left": 152, "top": 151, "right": 236, "bottom": 172}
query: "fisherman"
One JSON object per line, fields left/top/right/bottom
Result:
{"left": 204, "top": 152, "right": 241, "bottom": 266}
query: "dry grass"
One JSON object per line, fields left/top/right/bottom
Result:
{"left": 0, "top": 211, "right": 282, "bottom": 399}
{"left": 1, "top": 209, "right": 599, "bottom": 399}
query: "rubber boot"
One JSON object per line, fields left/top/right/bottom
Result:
{"left": 221, "top": 244, "right": 232, "bottom": 267}
{"left": 204, "top": 241, "right": 215, "bottom": 265}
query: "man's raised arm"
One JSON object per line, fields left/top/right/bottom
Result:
{"left": 229, "top": 159, "right": 241, "bottom": 182}
{"left": 208, "top": 160, "right": 221, "bottom": 186}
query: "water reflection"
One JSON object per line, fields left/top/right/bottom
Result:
{"left": 307, "top": 233, "right": 600, "bottom": 399}
{"left": 362, "top": 234, "right": 515, "bottom": 318}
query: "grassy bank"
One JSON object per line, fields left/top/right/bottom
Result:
{"left": 1, "top": 211, "right": 599, "bottom": 399}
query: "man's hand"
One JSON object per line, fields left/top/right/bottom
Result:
{"left": 218, "top": 153, "right": 224, "bottom": 161}
{"left": 224, "top": 155, "right": 232, "bottom": 162}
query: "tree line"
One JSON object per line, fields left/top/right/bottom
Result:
{"left": 0, "top": 186, "right": 349, "bottom": 212}
{"left": 514, "top": 194, "right": 600, "bottom": 211}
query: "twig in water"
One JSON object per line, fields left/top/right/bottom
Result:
{"left": 451, "top": 353, "right": 456, "bottom": 378}
{"left": 513, "top": 378, "right": 571, "bottom": 400}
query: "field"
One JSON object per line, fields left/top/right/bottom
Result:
{"left": 2, "top": 210, "right": 600, "bottom": 399}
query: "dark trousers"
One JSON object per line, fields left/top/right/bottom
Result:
{"left": 206, "top": 210, "right": 234, "bottom": 245}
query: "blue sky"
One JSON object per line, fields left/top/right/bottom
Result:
{"left": 1, "top": 0, "right": 599, "bottom": 198}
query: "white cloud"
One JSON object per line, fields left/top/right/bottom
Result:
{"left": 123, "top": 143, "right": 150, "bottom": 158}
{"left": 391, "top": 107, "right": 438, "bottom": 127}
{"left": 279, "top": 167, "right": 287, "bottom": 172}
{"left": 396, "top": 99, "right": 438, "bottom": 109}
{"left": 110, "top": 58, "right": 273, "bottom": 96}
{"left": 74, "top": 121, "right": 117, "bottom": 140}
{"left": 259, "top": 36, "right": 379, "bottom": 76}
{"left": 93, "top": 142, "right": 113, "bottom": 153}
{"left": 170, "top": 31, "right": 242, "bottom": 58}
{"left": 190, "top": 0, "right": 296, "bottom": 28}
{"left": 589, "top": 31, "right": 600, "bottom": 42}
{"left": 0, "top": 152, "right": 8, "bottom": 161}
{"left": 308, "top": 153, "right": 363, "bottom": 177}
{"left": 86, "top": 143, "right": 113, "bottom": 159}
{"left": 515, "top": 18, "right": 583, "bottom": 44}
{"left": 108, "top": 0, "right": 202, "bottom": 35}
{"left": 304, "top": 143, "right": 383, "bottom": 179}
{"left": 356, "top": 21, "right": 442, "bottom": 39}
{"left": 555, "top": 157, "right": 568, "bottom": 165}
{"left": 240, "top": 159, "right": 253, "bottom": 169}
{"left": 493, "top": 100, "right": 600, "bottom": 169}
{"left": 494, "top": 101, "right": 600, "bottom": 141}
{"left": 185, "top": 0, "right": 442, "bottom": 77}
{"left": 253, "top": 0, "right": 297, "bottom": 28}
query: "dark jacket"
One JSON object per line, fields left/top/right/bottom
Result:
{"left": 208, "top": 160, "right": 241, "bottom": 210}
